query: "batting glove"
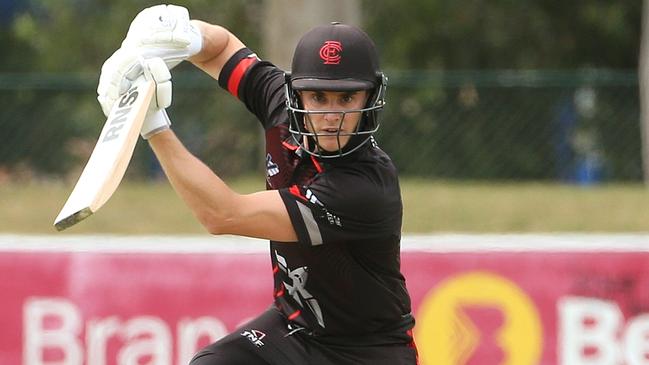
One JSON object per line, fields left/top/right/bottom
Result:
{"left": 122, "top": 4, "right": 202, "bottom": 70}
{"left": 97, "top": 48, "right": 172, "bottom": 138}
{"left": 98, "top": 47, "right": 142, "bottom": 116}
{"left": 140, "top": 57, "right": 172, "bottom": 139}
{"left": 97, "top": 47, "right": 173, "bottom": 111}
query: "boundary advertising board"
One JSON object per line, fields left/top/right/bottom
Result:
{"left": 1, "top": 234, "right": 648, "bottom": 365}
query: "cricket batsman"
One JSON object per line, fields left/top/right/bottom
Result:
{"left": 97, "top": 4, "right": 418, "bottom": 364}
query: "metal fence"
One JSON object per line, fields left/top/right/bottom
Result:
{"left": 0, "top": 69, "right": 641, "bottom": 183}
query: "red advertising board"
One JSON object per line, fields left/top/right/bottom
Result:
{"left": 1, "top": 234, "right": 648, "bottom": 365}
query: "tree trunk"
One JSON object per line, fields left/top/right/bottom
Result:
{"left": 640, "top": 0, "right": 649, "bottom": 184}
{"left": 262, "top": 0, "right": 361, "bottom": 70}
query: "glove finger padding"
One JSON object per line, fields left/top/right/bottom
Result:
{"left": 124, "top": 5, "right": 190, "bottom": 47}
{"left": 144, "top": 57, "right": 172, "bottom": 109}
{"left": 122, "top": 4, "right": 202, "bottom": 70}
{"left": 97, "top": 48, "right": 142, "bottom": 117}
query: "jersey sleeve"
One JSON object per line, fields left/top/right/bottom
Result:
{"left": 278, "top": 171, "right": 402, "bottom": 247}
{"left": 218, "top": 48, "right": 287, "bottom": 130}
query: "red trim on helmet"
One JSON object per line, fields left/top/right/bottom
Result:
{"left": 227, "top": 56, "right": 257, "bottom": 98}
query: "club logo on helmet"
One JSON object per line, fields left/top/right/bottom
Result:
{"left": 319, "top": 41, "right": 342, "bottom": 65}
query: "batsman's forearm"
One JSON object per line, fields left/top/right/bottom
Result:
{"left": 189, "top": 20, "right": 245, "bottom": 80}
{"left": 147, "top": 130, "right": 239, "bottom": 234}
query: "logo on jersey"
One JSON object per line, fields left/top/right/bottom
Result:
{"left": 304, "top": 189, "right": 342, "bottom": 227}
{"left": 370, "top": 136, "right": 379, "bottom": 148}
{"left": 266, "top": 153, "right": 279, "bottom": 177}
{"left": 319, "top": 41, "right": 342, "bottom": 65}
{"left": 240, "top": 329, "right": 266, "bottom": 347}
{"left": 305, "top": 189, "right": 322, "bottom": 206}
{"left": 275, "top": 251, "right": 325, "bottom": 327}
{"left": 325, "top": 211, "right": 342, "bottom": 227}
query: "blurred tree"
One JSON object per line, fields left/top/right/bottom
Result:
{"left": 262, "top": 0, "right": 361, "bottom": 69}
{"left": 364, "top": 0, "right": 641, "bottom": 70}
{"left": 362, "top": 0, "right": 642, "bottom": 181}
{"left": 6, "top": 0, "right": 262, "bottom": 72}
{"left": 0, "top": 0, "right": 264, "bottom": 178}
{"left": 641, "top": 0, "right": 649, "bottom": 184}
{"left": 0, "top": 0, "right": 643, "bottom": 180}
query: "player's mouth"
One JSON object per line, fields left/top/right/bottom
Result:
{"left": 319, "top": 127, "right": 346, "bottom": 135}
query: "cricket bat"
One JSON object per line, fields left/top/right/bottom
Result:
{"left": 54, "top": 77, "right": 155, "bottom": 231}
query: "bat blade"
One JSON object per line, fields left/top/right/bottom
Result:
{"left": 54, "top": 77, "right": 155, "bottom": 231}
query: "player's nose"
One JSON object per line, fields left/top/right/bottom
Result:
{"left": 323, "top": 111, "right": 343, "bottom": 124}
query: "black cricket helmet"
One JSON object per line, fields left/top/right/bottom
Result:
{"left": 285, "top": 22, "right": 387, "bottom": 158}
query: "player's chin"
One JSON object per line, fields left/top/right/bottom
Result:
{"left": 317, "top": 136, "right": 351, "bottom": 152}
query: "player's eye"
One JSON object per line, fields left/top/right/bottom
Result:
{"left": 311, "top": 92, "right": 327, "bottom": 104}
{"left": 341, "top": 95, "right": 354, "bottom": 104}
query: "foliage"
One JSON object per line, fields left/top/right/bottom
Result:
{"left": 0, "top": 0, "right": 643, "bottom": 181}
{"left": 363, "top": 0, "right": 641, "bottom": 70}
{"left": 1, "top": 0, "right": 263, "bottom": 177}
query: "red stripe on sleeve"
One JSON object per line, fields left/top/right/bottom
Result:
{"left": 227, "top": 57, "right": 257, "bottom": 98}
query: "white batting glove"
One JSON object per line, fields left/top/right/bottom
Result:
{"left": 98, "top": 48, "right": 142, "bottom": 116}
{"left": 122, "top": 4, "right": 202, "bottom": 70}
{"left": 97, "top": 48, "right": 173, "bottom": 138}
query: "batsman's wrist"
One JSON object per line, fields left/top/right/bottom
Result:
{"left": 142, "top": 109, "right": 171, "bottom": 139}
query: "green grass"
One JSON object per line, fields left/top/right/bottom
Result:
{"left": 401, "top": 179, "right": 649, "bottom": 232}
{"left": 1, "top": 177, "right": 648, "bottom": 234}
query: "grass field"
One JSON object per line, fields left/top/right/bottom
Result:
{"left": 1, "top": 177, "right": 648, "bottom": 234}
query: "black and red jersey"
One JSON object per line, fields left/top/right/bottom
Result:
{"left": 218, "top": 48, "right": 414, "bottom": 346}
